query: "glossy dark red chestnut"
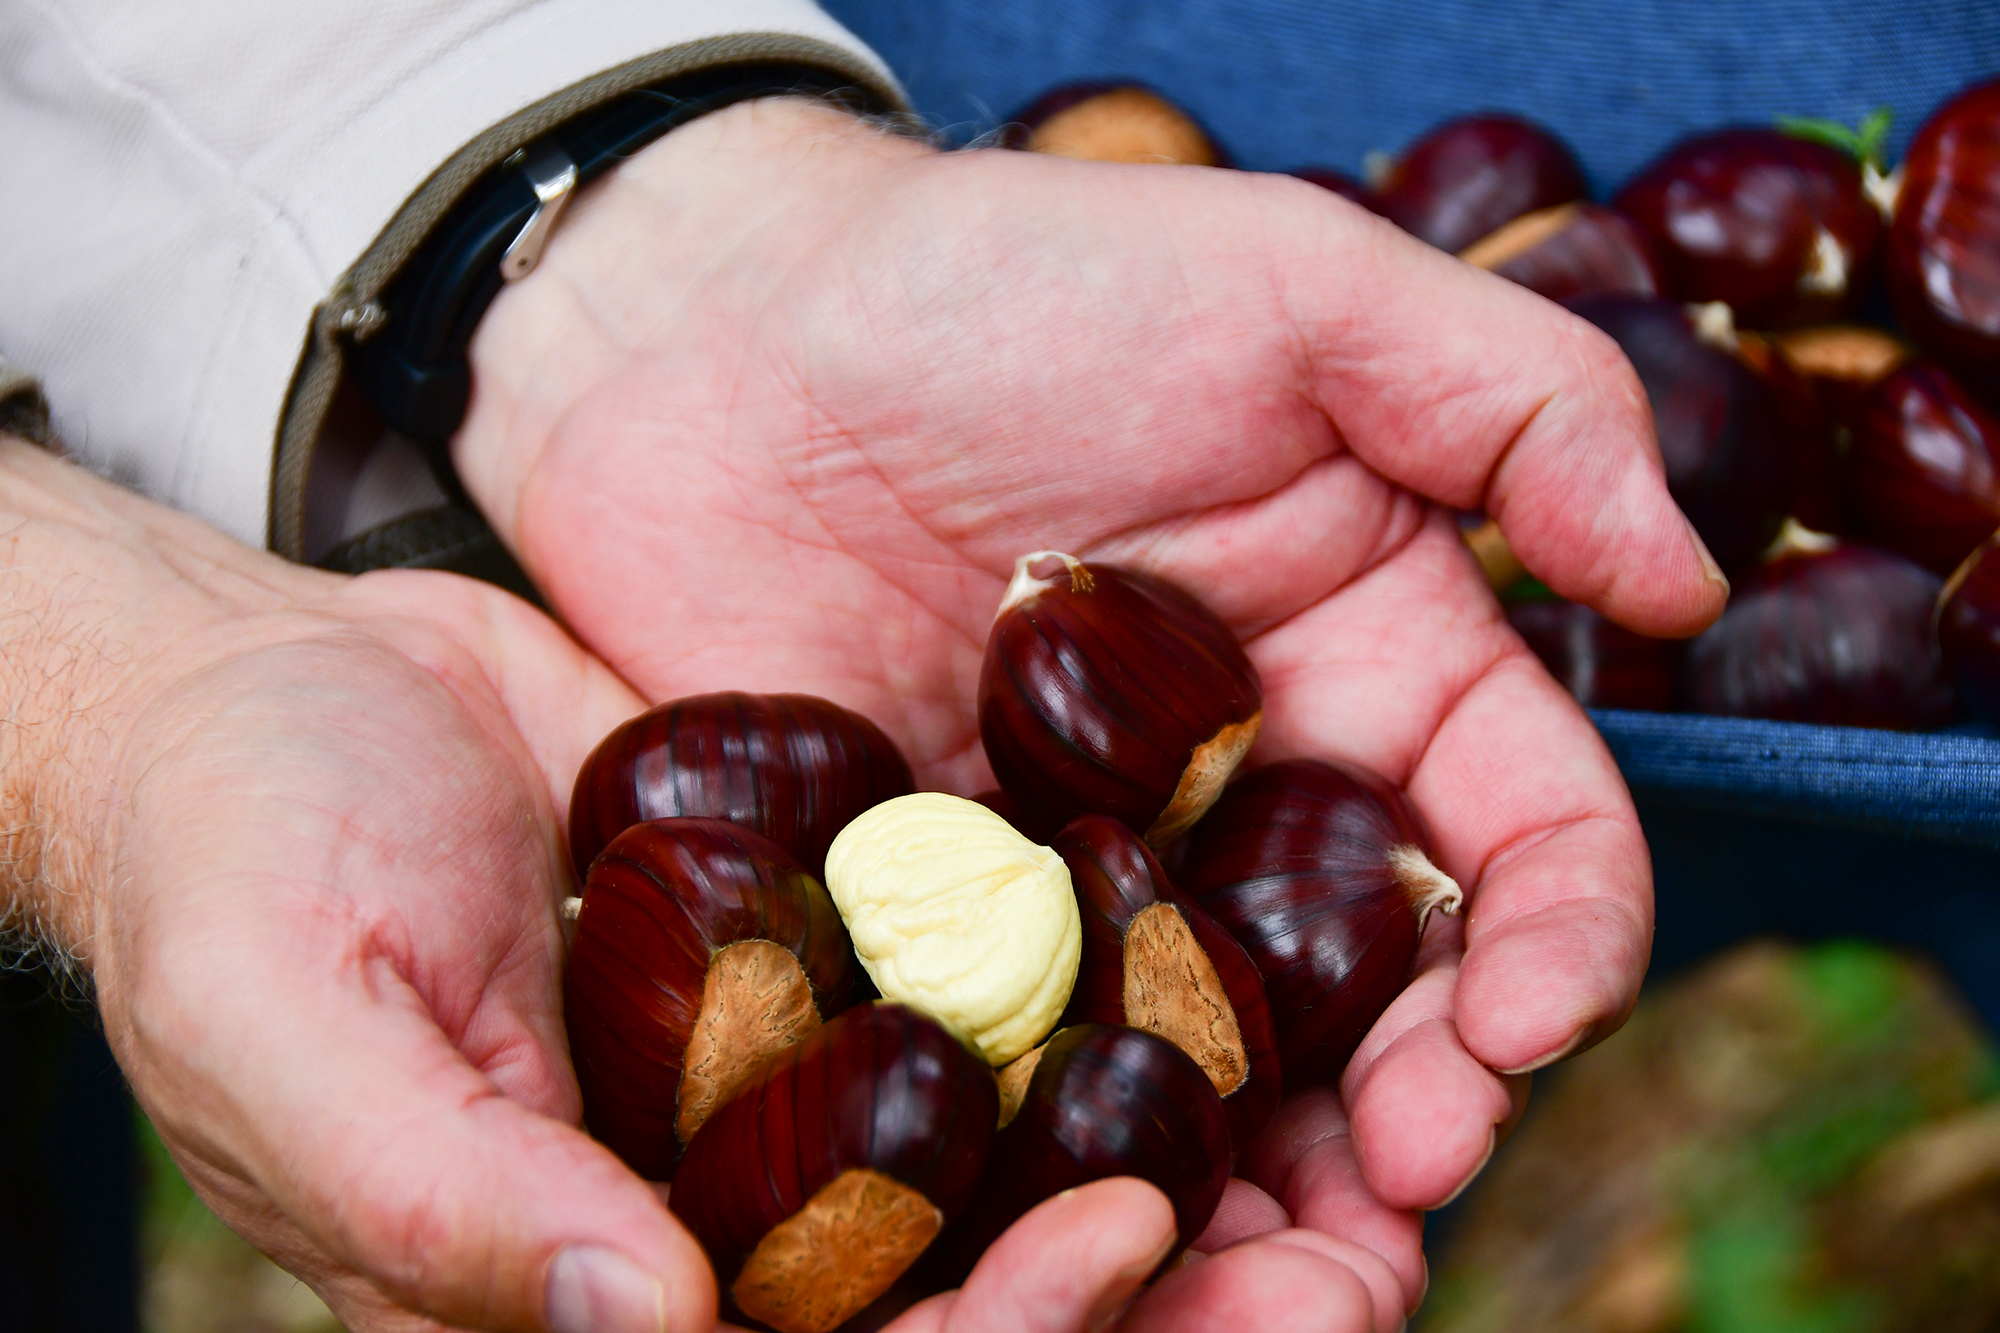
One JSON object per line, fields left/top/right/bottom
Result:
{"left": 980, "top": 552, "right": 1262, "bottom": 845}
{"left": 969, "top": 788, "right": 1027, "bottom": 831}
{"left": 1459, "top": 202, "right": 1663, "bottom": 303}
{"left": 1885, "top": 79, "right": 2000, "bottom": 402}
{"left": 1683, "top": 533, "right": 1957, "bottom": 729}
{"left": 1763, "top": 326, "right": 1911, "bottom": 530}
{"left": 920, "top": 1024, "right": 1230, "bottom": 1291}
{"left": 670, "top": 1003, "right": 995, "bottom": 1333}
{"left": 568, "top": 691, "right": 912, "bottom": 880}
{"left": 564, "top": 819, "right": 862, "bottom": 1180}
{"left": 1567, "top": 296, "right": 1795, "bottom": 573}
{"left": 1374, "top": 113, "right": 1587, "bottom": 254}
{"left": 1051, "top": 815, "right": 1281, "bottom": 1147}
{"left": 1179, "top": 760, "right": 1462, "bottom": 1088}
{"left": 1732, "top": 329, "right": 1842, "bottom": 532}
{"left": 1005, "top": 83, "right": 1224, "bottom": 166}
{"left": 1506, "top": 599, "right": 1680, "bottom": 712}
{"left": 1838, "top": 362, "right": 2000, "bottom": 576}
{"left": 1939, "top": 532, "right": 2000, "bottom": 727}
{"left": 1613, "top": 128, "right": 1881, "bottom": 328}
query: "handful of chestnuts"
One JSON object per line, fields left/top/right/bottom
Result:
{"left": 561, "top": 549, "right": 1461, "bottom": 1329}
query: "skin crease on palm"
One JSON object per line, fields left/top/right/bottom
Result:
{"left": 458, "top": 85, "right": 1722, "bottom": 1279}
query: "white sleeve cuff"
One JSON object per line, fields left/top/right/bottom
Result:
{"left": 0, "top": 0, "right": 896, "bottom": 547}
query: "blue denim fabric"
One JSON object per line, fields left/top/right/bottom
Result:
{"left": 1592, "top": 711, "right": 2000, "bottom": 847}
{"left": 826, "top": 0, "right": 2000, "bottom": 190}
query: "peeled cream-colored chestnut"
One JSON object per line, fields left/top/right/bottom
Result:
{"left": 568, "top": 691, "right": 913, "bottom": 880}
{"left": 824, "top": 792, "right": 1080, "bottom": 1065}
{"left": 563, "top": 818, "right": 861, "bottom": 1180}
{"left": 1052, "top": 814, "right": 1281, "bottom": 1148}
{"left": 670, "top": 1003, "right": 996, "bottom": 1333}
{"left": 980, "top": 551, "right": 1262, "bottom": 844}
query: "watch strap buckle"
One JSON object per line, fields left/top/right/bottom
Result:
{"left": 499, "top": 140, "right": 579, "bottom": 282}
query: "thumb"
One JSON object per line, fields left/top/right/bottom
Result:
{"left": 191, "top": 950, "right": 716, "bottom": 1333}
{"left": 919, "top": 1179, "right": 1177, "bottom": 1333}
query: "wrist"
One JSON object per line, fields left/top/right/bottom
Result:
{"left": 454, "top": 94, "right": 931, "bottom": 545}
{"left": 0, "top": 441, "right": 326, "bottom": 969}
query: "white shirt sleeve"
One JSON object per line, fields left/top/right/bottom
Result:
{"left": 0, "top": 1, "right": 896, "bottom": 548}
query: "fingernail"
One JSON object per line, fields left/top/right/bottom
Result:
{"left": 1691, "top": 527, "right": 1730, "bottom": 595}
{"left": 1085, "top": 1230, "right": 1178, "bottom": 1332}
{"left": 1434, "top": 1129, "right": 1497, "bottom": 1210}
{"left": 1494, "top": 1025, "right": 1587, "bottom": 1077}
{"left": 547, "top": 1245, "right": 668, "bottom": 1333}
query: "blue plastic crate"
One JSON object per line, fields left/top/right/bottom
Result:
{"left": 1594, "top": 711, "right": 2000, "bottom": 848}
{"left": 826, "top": 0, "right": 2000, "bottom": 1027}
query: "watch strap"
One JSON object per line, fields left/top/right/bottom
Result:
{"left": 345, "top": 62, "right": 886, "bottom": 475}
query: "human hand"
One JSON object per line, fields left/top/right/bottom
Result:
{"left": 456, "top": 96, "right": 1726, "bottom": 1316}
{"left": 0, "top": 440, "right": 691, "bottom": 1331}
{"left": 5, "top": 440, "right": 1385, "bottom": 1333}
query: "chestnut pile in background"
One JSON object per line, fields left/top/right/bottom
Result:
{"left": 1004, "top": 79, "right": 2000, "bottom": 733}
{"left": 560, "top": 552, "right": 1460, "bottom": 1331}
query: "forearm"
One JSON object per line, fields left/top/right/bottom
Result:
{"left": 0, "top": 440, "right": 319, "bottom": 966}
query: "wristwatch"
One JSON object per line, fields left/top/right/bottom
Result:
{"left": 346, "top": 62, "right": 887, "bottom": 484}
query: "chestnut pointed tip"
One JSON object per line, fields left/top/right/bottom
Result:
{"left": 1863, "top": 161, "right": 1903, "bottom": 220}
{"left": 560, "top": 895, "right": 583, "bottom": 922}
{"left": 1688, "top": 300, "right": 1740, "bottom": 352}
{"left": 1767, "top": 516, "right": 1840, "bottom": 560}
{"left": 1144, "top": 711, "right": 1263, "bottom": 845}
{"left": 1388, "top": 845, "right": 1463, "bottom": 932}
{"left": 997, "top": 550, "right": 1092, "bottom": 621}
{"left": 1797, "top": 225, "right": 1852, "bottom": 297}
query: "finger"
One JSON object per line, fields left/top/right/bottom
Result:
{"left": 1450, "top": 804, "right": 1653, "bottom": 1074}
{"left": 942, "top": 1178, "right": 1177, "bottom": 1333}
{"left": 1123, "top": 1236, "right": 1375, "bottom": 1333}
{"left": 1190, "top": 1178, "right": 1292, "bottom": 1253}
{"left": 149, "top": 941, "right": 714, "bottom": 1333}
{"left": 1341, "top": 944, "right": 1514, "bottom": 1210}
{"left": 1402, "top": 656, "right": 1653, "bottom": 1077}
{"left": 1251, "top": 522, "right": 1653, "bottom": 1079}
{"left": 1239, "top": 1090, "right": 1423, "bottom": 1311}
{"left": 1253, "top": 180, "right": 1726, "bottom": 635}
{"left": 1252, "top": 1232, "right": 1407, "bottom": 1333}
